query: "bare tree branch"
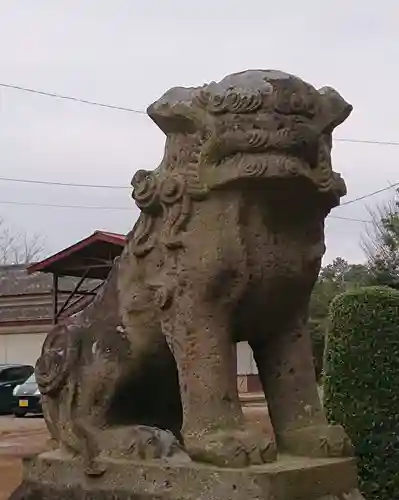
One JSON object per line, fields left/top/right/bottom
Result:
{"left": 0, "top": 217, "right": 46, "bottom": 264}
{"left": 361, "top": 192, "right": 399, "bottom": 288}
{"left": 361, "top": 197, "right": 397, "bottom": 259}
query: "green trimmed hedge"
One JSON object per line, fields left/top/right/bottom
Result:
{"left": 309, "top": 318, "right": 326, "bottom": 382}
{"left": 324, "top": 286, "right": 399, "bottom": 499}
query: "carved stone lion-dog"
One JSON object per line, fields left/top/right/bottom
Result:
{"left": 36, "top": 69, "right": 353, "bottom": 472}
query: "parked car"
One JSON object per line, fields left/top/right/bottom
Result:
{"left": 0, "top": 364, "right": 34, "bottom": 414}
{"left": 13, "top": 372, "right": 42, "bottom": 417}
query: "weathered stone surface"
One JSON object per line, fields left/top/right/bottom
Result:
{"left": 11, "top": 451, "right": 364, "bottom": 500}
{"left": 35, "top": 266, "right": 183, "bottom": 475}
{"left": 23, "top": 68, "right": 358, "bottom": 500}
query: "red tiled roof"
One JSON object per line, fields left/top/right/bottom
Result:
{"left": 93, "top": 231, "right": 127, "bottom": 243}
{"left": 27, "top": 231, "right": 127, "bottom": 279}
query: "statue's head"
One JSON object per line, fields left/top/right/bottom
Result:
{"left": 146, "top": 70, "right": 352, "bottom": 207}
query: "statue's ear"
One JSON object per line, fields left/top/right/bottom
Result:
{"left": 147, "top": 87, "right": 198, "bottom": 135}
{"left": 317, "top": 86, "right": 353, "bottom": 134}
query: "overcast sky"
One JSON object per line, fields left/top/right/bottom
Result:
{"left": 1, "top": 1, "right": 398, "bottom": 264}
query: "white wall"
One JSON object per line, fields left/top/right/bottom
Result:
{"left": 236, "top": 341, "right": 258, "bottom": 375}
{"left": 0, "top": 332, "right": 46, "bottom": 366}
{"left": 1, "top": 334, "right": 259, "bottom": 374}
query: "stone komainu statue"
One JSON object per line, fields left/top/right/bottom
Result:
{"left": 35, "top": 70, "right": 353, "bottom": 473}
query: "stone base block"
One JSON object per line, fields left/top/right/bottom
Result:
{"left": 10, "top": 449, "right": 365, "bottom": 500}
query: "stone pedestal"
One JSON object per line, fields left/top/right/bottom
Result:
{"left": 10, "top": 450, "right": 365, "bottom": 500}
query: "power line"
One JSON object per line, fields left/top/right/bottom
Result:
{"left": 1, "top": 176, "right": 398, "bottom": 209}
{"left": 339, "top": 182, "right": 399, "bottom": 207}
{"left": 0, "top": 176, "right": 128, "bottom": 189}
{"left": 0, "top": 198, "right": 372, "bottom": 223}
{"left": 1, "top": 82, "right": 399, "bottom": 147}
{"left": 0, "top": 83, "right": 146, "bottom": 115}
{"left": 329, "top": 215, "right": 372, "bottom": 224}
{"left": 0, "top": 199, "right": 132, "bottom": 211}
{"left": 335, "top": 138, "right": 399, "bottom": 147}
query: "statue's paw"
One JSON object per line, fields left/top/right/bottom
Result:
{"left": 101, "top": 425, "right": 190, "bottom": 462}
{"left": 129, "top": 426, "right": 187, "bottom": 460}
{"left": 185, "top": 427, "right": 277, "bottom": 467}
{"left": 279, "top": 424, "right": 354, "bottom": 458}
{"left": 84, "top": 460, "right": 106, "bottom": 477}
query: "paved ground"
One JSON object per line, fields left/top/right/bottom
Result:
{"left": 0, "top": 416, "right": 48, "bottom": 500}
{"left": 0, "top": 404, "right": 270, "bottom": 500}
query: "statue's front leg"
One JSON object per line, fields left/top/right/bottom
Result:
{"left": 251, "top": 314, "right": 353, "bottom": 458}
{"left": 161, "top": 283, "right": 276, "bottom": 467}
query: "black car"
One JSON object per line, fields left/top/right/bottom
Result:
{"left": 0, "top": 364, "right": 34, "bottom": 414}
{"left": 13, "top": 372, "right": 42, "bottom": 417}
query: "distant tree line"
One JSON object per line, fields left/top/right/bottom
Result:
{"left": 310, "top": 193, "right": 399, "bottom": 379}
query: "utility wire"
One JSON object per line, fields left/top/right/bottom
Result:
{"left": 335, "top": 138, "right": 399, "bottom": 147}
{"left": 0, "top": 198, "right": 372, "bottom": 223}
{"left": 1, "top": 82, "right": 399, "bottom": 147}
{"left": 339, "top": 182, "right": 399, "bottom": 207}
{"left": 1, "top": 85, "right": 398, "bottom": 214}
{"left": 1, "top": 176, "right": 398, "bottom": 208}
{"left": 329, "top": 215, "right": 372, "bottom": 224}
{"left": 0, "top": 199, "right": 132, "bottom": 211}
{"left": 0, "top": 83, "right": 146, "bottom": 114}
{"left": 0, "top": 176, "right": 128, "bottom": 189}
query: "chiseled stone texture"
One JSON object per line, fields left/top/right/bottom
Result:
{"left": 10, "top": 451, "right": 365, "bottom": 500}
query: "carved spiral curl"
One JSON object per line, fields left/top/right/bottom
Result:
{"left": 131, "top": 214, "right": 156, "bottom": 257}
{"left": 213, "top": 125, "right": 317, "bottom": 160}
{"left": 196, "top": 88, "right": 263, "bottom": 115}
{"left": 246, "top": 130, "right": 269, "bottom": 149}
{"left": 313, "top": 142, "right": 334, "bottom": 193}
{"left": 285, "top": 157, "right": 300, "bottom": 176}
{"left": 131, "top": 169, "right": 159, "bottom": 211}
{"left": 195, "top": 82, "right": 321, "bottom": 120}
{"left": 224, "top": 91, "right": 263, "bottom": 113}
{"left": 159, "top": 176, "right": 185, "bottom": 205}
{"left": 239, "top": 156, "right": 268, "bottom": 177}
{"left": 35, "top": 326, "right": 74, "bottom": 396}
